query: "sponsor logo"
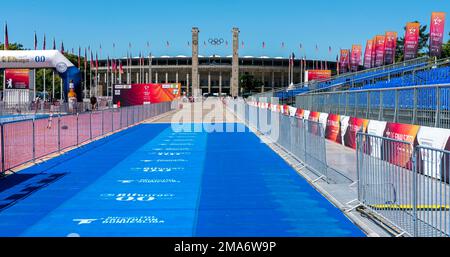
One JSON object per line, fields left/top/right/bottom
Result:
{"left": 117, "top": 179, "right": 181, "bottom": 184}
{"left": 100, "top": 193, "right": 175, "bottom": 201}
{"left": 55, "top": 62, "right": 68, "bottom": 73}
{"left": 73, "top": 216, "right": 165, "bottom": 225}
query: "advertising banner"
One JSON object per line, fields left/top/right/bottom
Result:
{"left": 363, "top": 40, "right": 374, "bottom": 69}
{"left": 288, "top": 106, "right": 297, "bottom": 117}
{"left": 374, "top": 35, "right": 386, "bottom": 67}
{"left": 325, "top": 113, "right": 341, "bottom": 143}
{"left": 350, "top": 45, "right": 362, "bottom": 72}
{"left": 404, "top": 22, "right": 420, "bottom": 60}
{"left": 339, "top": 49, "right": 350, "bottom": 73}
{"left": 283, "top": 104, "right": 289, "bottom": 115}
{"left": 303, "top": 110, "right": 311, "bottom": 120}
{"left": 344, "top": 117, "right": 369, "bottom": 149}
{"left": 308, "top": 111, "right": 320, "bottom": 122}
{"left": 383, "top": 122, "right": 420, "bottom": 169}
{"left": 429, "top": 12, "right": 446, "bottom": 58}
{"left": 113, "top": 83, "right": 181, "bottom": 106}
{"left": 306, "top": 70, "right": 331, "bottom": 81}
{"left": 295, "top": 108, "right": 305, "bottom": 119}
{"left": 384, "top": 32, "right": 398, "bottom": 65}
{"left": 416, "top": 126, "right": 450, "bottom": 179}
{"left": 340, "top": 115, "right": 350, "bottom": 145}
{"left": 318, "top": 113, "right": 329, "bottom": 132}
{"left": 5, "top": 69, "right": 30, "bottom": 89}
{"left": 371, "top": 36, "right": 377, "bottom": 68}
{"left": 366, "top": 120, "right": 387, "bottom": 158}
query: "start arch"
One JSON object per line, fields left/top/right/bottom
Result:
{"left": 0, "top": 50, "right": 82, "bottom": 101}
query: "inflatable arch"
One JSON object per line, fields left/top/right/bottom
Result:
{"left": 0, "top": 50, "right": 82, "bottom": 101}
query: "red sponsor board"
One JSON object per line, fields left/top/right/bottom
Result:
{"left": 374, "top": 35, "right": 386, "bottom": 67}
{"left": 325, "top": 113, "right": 341, "bottom": 143}
{"left": 363, "top": 40, "right": 374, "bottom": 69}
{"left": 444, "top": 137, "right": 450, "bottom": 183}
{"left": 306, "top": 70, "right": 331, "bottom": 81}
{"left": 113, "top": 83, "right": 181, "bottom": 107}
{"left": 339, "top": 49, "right": 350, "bottom": 73}
{"left": 371, "top": 36, "right": 377, "bottom": 67}
{"left": 384, "top": 32, "right": 398, "bottom": 65}
{"left": 383, "top": 122, "right": 420, "bottom": 169}
{"left": 350, "top": 45, "right": 362, "bottom": 72}
{"left": 430, "top": 12, "right": 446, "bottom": 58}
{"left": 283, "top": 104, "right": 289, "bottom": 115}
{"left": 404, "top": 22, "right": 420, "bottom": 60}
{"left": 308, "top": 111, "right": 320, "bottom": 122}
{"left": 344, "top": 117, "right": 369, "bottom": 149}
{"left": 295, "top": 108, "right": 305, "bottom": 119}
{"left": 5, "top": 69, "right": 30, "bottom": 89}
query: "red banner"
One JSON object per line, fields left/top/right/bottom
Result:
{"left": 5, "top": 69, "right": 30, "bottom": 89}
{"left": 374, "top": 35, "right": 386, "bottom": 67}
{"left": 430, "top": 12, "right": 446, "bottom": 58}
{"left": 295, "top": 108, "right": 305, "bottom": 119}
{"left": 325, "top": 114, "right": 341, "bottom": 143}
{"left": 384, "top": 32, "right": 398, "bottom": 65}
{"left": 363, "top": 40, "right": 374, "bottom": 69}
{"left": 350, "top": 45, "right": 362, "bottom": 72}
{"left": 383, "top": 122, "right": 420, "bottom": 169}
{"left": 306, "top": 70, "right": 331, "bottom": 81}
{"left": 343, "top": 117, "right": 369, "bottom": 149}
{"left": 113, "top": 83, "right": 181, "bottom": 107}
{"left": 404, "top": 22, "right": 420, "bottom": 60}
{"left": 371, "top": 36, "right": 377, "bottom": 67}
{"left": 339, "top": 49, "right": 350, "bottom": 73}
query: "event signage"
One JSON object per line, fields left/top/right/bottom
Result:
{"left": 383, "top": 122, "right": 420, "bottom": 169}
{"left": 306, "top": 70, "right": 331, "bottom": 81}
{"left": 366, "top": 120, "right": 387, "bottom": 158}
{"left": 325, "top": 114, "right": 341, "bottom": 143}
{"left": 4, "top": 69, "right": 30, "bottom": 89}
{"left": 339, "top": 49, "right": 350, "bottom": 73}
{"left": 374, "top": 35, "right": 386, "bottom": 67}
{"left": 416, "top": 126, "right": 450, "bottom": 179}
{"left": 343, "top": 117, "right": 369, "bottom": 149}
{"left": 404, "top": 22, "right": 420, "bottom": 60}
{"left": 384, "top": 32, "right": 398, "bottom": 65}
{"left": 429, "top": 12, "right": 446, "bottom": 58}
{"left": 350, "top": 45, "right": 362, "bottom": 72}
{"left": 363, "top": 40, "right": 374, "bottom": 69}
{"left": 113, "top": 83, "right": 181, "bottom": 107}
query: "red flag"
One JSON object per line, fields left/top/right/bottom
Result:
{"left": 107, "top": 57, "right": 110, "bottom": 72}
{"left": 34, "top": 32, "right": 37, "bottom": 50}
{"left": 119, "top": 60, "right": 123, "bottom": 74}
{"left": 90, "top": 50, "right": 93, "bottom": 68}
{"left": 42, "top": 34, "right": 46, "bottom": 50}
{"left": 84, "top": 48, "right": 87, "bottom": 70}
{"left": 4, "top": 23, "right": 8, "bottom": 50}
{"left": 262, "top": 41, "right": 265, "bottom": 48}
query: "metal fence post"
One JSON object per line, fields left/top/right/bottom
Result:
{"left": 1, "top": 124, "right": 5, "bottom": 174}
{"left": 58, "top": 114, "right": 61, "bottom": 152}
{"left": 412, "top": 147, "right": 418, "bottom": 237}
{"left": 32, "top": 119, "right": 35, "bottom": 162}
{"left": 89, "top": 111, "right": 93, "bottom": 140}
{"left": 111, "top": 109, "right": 114, "bottom": 132}
{"left": 394, "top": 89, "right": 398, "bottom": 123}
{"left": 101, "top": 109, "right": 104, "bottom": 135}
{"left": 434, "top": 85, "right": 440, "bottom": 128}
{"left": 75, "top": 113, "right": 79, "bottom": 145}
{"left": 412, "top": 87, "right": 417, "bottom": 124}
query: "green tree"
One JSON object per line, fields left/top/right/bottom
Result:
{"left": 395, "top": 21, "right": 430, "bottom": 62}
{"left": 441, "top": 33, "right": 450, "bottom": 58}
{"left": 239, "top": 73, "right": 263, "bottom": 96}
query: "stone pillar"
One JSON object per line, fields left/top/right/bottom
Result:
{"left": 155, "top": 72, "right": 158, "bottom": 83}
{"left": 219, "top": 72, "right": 222, "bottom": 95}
{"left": 271, "top": 71, "right": 275, "bottom": 91}
{"left": 191, "top": 27, "right": 200, "bottom": 96}
{"left": 208, "top": 72, "right": 211, "bottom": 93}
{"left": 231, "top": 27, "right": 240, "bottom": 97}
{"left": 165, "top": 72, "right": 168, "bottom": 83}
{"left": 176, "top": 72, "right": 179, "bottom": 83}
{"left": 186, "top": 73, "right": 190, "bottom": 95}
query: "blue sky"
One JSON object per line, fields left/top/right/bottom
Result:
{"left": 2, "top": 0, "right": 449, "bottom": 60}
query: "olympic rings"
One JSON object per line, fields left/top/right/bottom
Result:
{"left": 208, "top": 38, "right": 224, "bottom": 46}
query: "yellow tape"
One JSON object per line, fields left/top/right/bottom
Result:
{"left": 370, "top": 204, "right": 450, "bottom": 210}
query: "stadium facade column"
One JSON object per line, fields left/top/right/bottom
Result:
{"left": 191, "top": 27, "right": 200, "bottom": 96}
{"left": 271, "top": 71, "right": 275, "bottom": 91}
{"left": 231, "top": 27, "right": 240, "bottom": 97}
{"left": 155, "top": 72, "right": 158, "bottom": 83}
{"left": 208, "top": 72, "right": 211, "bottom": 93}
{"left": 261, "top": 72, "right": 265, "bottom": 92}
{"left": 176, "top": 71, "right": 179, "bottom": 83}
{"left": 219, "top": 72, "right": 222, "bottom": 95}
{"left": 186, "top": 73, "right": 190, "bottom": 95}
{"left": 165, "top": 72, "right": 168, "bottom": 83}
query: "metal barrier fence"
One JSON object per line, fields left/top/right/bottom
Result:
{"left": 0, "top": 101, "right": 174, "bottom": 175}
{"left": 227, "top": 99, "right": 330, "bottom": 182}
{"left": 296, "top": 83, "right": 450, "bottom": 129}
{"left": 356, "top": 132, "right": 450, "bottom": 237}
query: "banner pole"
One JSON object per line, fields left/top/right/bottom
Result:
{"left": 43, "top": 68, "right": 46, "bottom": 102}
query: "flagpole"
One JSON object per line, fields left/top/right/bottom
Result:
{"left": 43, "top": 69, "right": 46, "bottom": 102}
